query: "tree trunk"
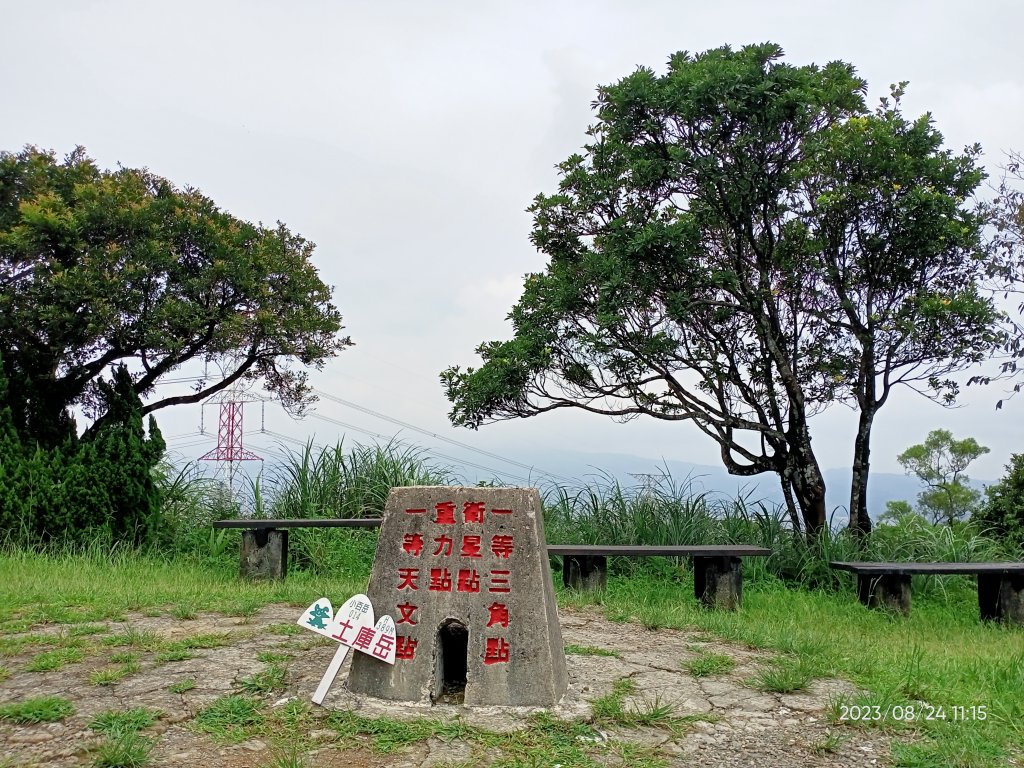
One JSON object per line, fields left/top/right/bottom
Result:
{"left": 780, "top": 476, "right": 802, "bottom": 535}
{"left": 786, "top": 420, "right": 828, "bottom": 537}
{"left": 848, "top": 404, "right": 875, "bottom": 539}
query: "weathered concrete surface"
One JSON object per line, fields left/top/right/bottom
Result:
{"left": 693, "top": 555, "right": 743, "bottom": 610}
{"left": 563, "top": 554, "right": 608, "bottom": 590}
{"left": 858, "top": 573, "right": 911, "bottom": 615}
{"left": 347, "top": 486, "right": 568, "bottom": 706}
{"left": 0, "top": 604, "right": 916, "bottom": 767}
{"left": 978, "top": 573, "right": 1024, "bottom": 625}
{"left": 240, "top": 529, "right": 287, "bottom": 580}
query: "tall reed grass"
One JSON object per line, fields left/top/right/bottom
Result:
{"left": 260, "top": 439, "right": 455, "bottom": 520}
{"left": 541, "top": 471, "right": 1021, "bottom": 591}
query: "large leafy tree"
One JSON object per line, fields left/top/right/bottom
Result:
{"left": 0, "top": 146, "right": 350, "bottom": 448}
{"left": 797, "top": 86, "right": 999, "bottom": 534}
{"left": 441, "top": 43, "right": 998, "bottom": 536}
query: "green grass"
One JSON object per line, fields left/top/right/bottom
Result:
{"left": 25, "top": 646, "right": 85, "bottom": 672}
{"left": 568, "top": 573, "right": 1024, "bottom": 767}
{"left": 90, "top": 665, "right": 137, "bottom": 686}
{"left": 256, "top": 651, "right": 291, "bottom": 663}
{"left": 91, "top": 731, "right": 155, "bottom": 768}
{"left": 683, "top": 651, "right": 736, "bottom": 677}
{"left": 2, "top": 529, "right": 1022, "bottom": 768}
{"left": 168, "top": 678, "right": 196, "bottom": 693}
{"left": 89, "top": 707, "right": 162, "bottom": 735}
{"left": 0, "top": 665, "right": 8, "bottom": 682}
{"left": 748, "top": 654, "right": 817, "bottom": 694}
{"left": 0, "top": 695, "right": 75, "bottom": 723}
{"left": 239, "top": 663, "right": 287, "bottom": 695}
{"left": 69, "top": 623, "right": 110, "bottom": 637}
{"left": 267, "top": 623, "right": 303, "bottom": 636}
{"left": 101, "top": 627, "right": 162, "bottom": 651}
{"left": 564, "top": 644, "right": 620, "bottom": 658}
{"left": 193, "top": 695, "right": 264, "bottom": 742}
{"left": 154, "top": 648, "right": 195, "bottom": 663}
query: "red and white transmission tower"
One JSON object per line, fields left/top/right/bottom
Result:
{"left": 199, "top": 356, "right": 265, "bottom": 500}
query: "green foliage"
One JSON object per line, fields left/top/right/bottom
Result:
{"left": 683, "top": 652, "right": 735, "bottom": 677}
{"left": 0, "top": 695, "right": 74, "bottom": 723}
{"left": 0, "top": 146, "right": 349, "bottom": 449}
{"left": 266, "top": 438, "right": 455, "bottom": 519}
{"left": 193, "top": 695, "right": 264, "bottom": 742}
{"left": 976, "top": 453, "right": 1024, "bottom": 550}
{"left": 89, "top": 708, "right": 161, "bottom": 736}
{"left": 896, "top": 429, "right": 990, "bottom": 524}
{"left": 0, "top": 363, "right": 166, "bottom": 546}
{"left": 442, "top": 43, "right": 997, "bottom": 538}
{"left": 91, "top": 732, "right": 155, "bottom": 768}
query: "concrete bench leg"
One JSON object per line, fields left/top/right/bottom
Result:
{"left": 857, "top": 573, "right": 911, "bottom": 615}
{"left": 240, "top": 529, "right": 288, "bottom": 580}
{"left": 693, "top": 555, "right": 742, "bottom": 610}
{"left": 978, "top": 574, "right": 1024, "bottom": 625}
{"left": 562, "top": 555, "right": 607, "bottom": 590}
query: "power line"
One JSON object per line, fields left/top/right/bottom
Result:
{"left": 296, "top": 414, "right": 535, "bottom": 486}
{"left": 311, "top": 388, "right": 576, "bottom": 485}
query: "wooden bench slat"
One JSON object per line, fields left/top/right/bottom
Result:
{"left": 830, "top": 561, "right": 1024, "bottom": 576}
{"left": 213, "top": 518, "right": 382, "bottom": 529}
{"left": 547, "top": 545, "right": 770, "bottom": 557}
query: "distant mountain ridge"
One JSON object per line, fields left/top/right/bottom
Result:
{"left": 462, "top": 447, "right": 991, "bottom": 521}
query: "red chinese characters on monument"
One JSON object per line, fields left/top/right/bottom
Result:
{"left": 394, "top": 500, "right": 515, "bottom": 665}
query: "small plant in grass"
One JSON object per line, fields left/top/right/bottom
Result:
{"left": 240, "top": 663, "right": 287, "bottom": 695}
{"left": 91, "top": 652, "right": 141, "bottom": 685}
{"left": 264, "top": 745, "right": 311, "bottom": 768}
{"left": 0, "top": 666, "right": 8, "bottom": 682}
{"left": 102, "top": 627, "right": 161, "bottom": 651}
{"left": 257, "top": 651, "right": 292, "bottom": 663}
{"left": 0, "top": 695, "right": 75, "bottom": 723}
{"left": 227, "top": 598, "right": 265, "bottom": 622}
{"left": 91, "top": 731, "right": 155, "bottom": 768}
{"left": 564, "top": 644, "right": 620, "bottom": 658}
{"left": 155, "top": 648, "right": 195, "bottom": 663}
{"left": 810, "top": 731, "right": 848, "bottom": 755}
{"left": 591, "top": 678, "right": 635, "bottom": 721}
{"left": 168, "top": 679, "right": 196, "bottom": 694}
{"left": 89, "top": 708, "right": 161, "bottom": 736}
{"left": 25, "top": 646, "right": 84, "bottom": 672}
{"left": 684, "top": 652, "right": 735, "bottom": 677}
{"left": 172, "top": 603, "right": 198, "bottom": 620}
{"left": 69, "top": 624, "right": 109, "bottom": 637}
{"left": 751, "top": 657, "right": 813, "bottom": 694}
{"left": 267, "top": 623, "right": 303, "bottom": 637}
{"left": 194, "top": 695, "right": 264, "bottom": 742}
{"left": 91, "top": 666, "right": 133, "bottom": 686}
{"left": 0, "top": 619, "right": 34, "bottom": 634}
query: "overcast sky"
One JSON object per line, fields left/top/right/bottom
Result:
{"left": 4, "top": 1, "right": 1023, "bottom": 489}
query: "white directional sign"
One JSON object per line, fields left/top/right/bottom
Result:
{"left": 296, "top": 594, "right": 395, "bottom": 705}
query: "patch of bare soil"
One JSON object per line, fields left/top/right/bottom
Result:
{"left": 0, "top": 605, "right": 897, "bottom": 767}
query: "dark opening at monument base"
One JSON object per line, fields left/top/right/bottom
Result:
{"left": 432, "top": 619, "right": 468, "bottom": 704}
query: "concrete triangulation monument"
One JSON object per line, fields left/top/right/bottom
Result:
{"left": 347, "top": 486, "right": 568, "bottom": 707}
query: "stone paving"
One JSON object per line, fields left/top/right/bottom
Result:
{"left": 0, "top": 604, "right": 901, "bottom": 767}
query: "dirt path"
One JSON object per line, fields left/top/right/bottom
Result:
{"left": 0, "top": 605, "right": 896, "bottom": 767}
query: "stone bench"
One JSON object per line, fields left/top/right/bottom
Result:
{"left": 547, "top": 544, "right": 771, "bottom": 610}
{"left": 213, "top": 518, "right": 383, "bottom": 579}
{"left": 214, "top": 520, "right": 769, "bottom": 612}
{"left": 829, "top": 561, "right": 1024, "bottom": 625}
